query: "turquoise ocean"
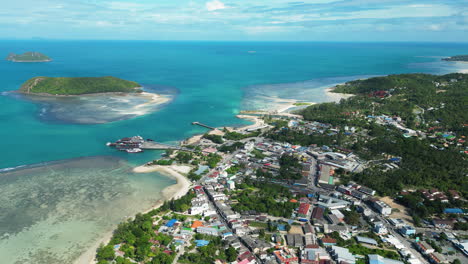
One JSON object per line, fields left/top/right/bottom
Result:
{"left": 0, "top": 41, "right": 467, "bottom": 263}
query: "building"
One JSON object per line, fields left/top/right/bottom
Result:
{"left": 388, "top": 218, "right": 406, "bottom": 227}
{"left": 190, "top": 201, "right": 210, "bottom": 215}
{"left": 165, "top": 219, "right": 177, "bottom": 228}
{"left": 443, "top": 208, "right": 463, "bottom": 214}
{"left": 448, "top": 190, "right": 461, "bottom": 200}
{"left": 303, "top": 224, "right": 314, "bottom": 235}
{"left": 197, "top": 227, "right": 219, "bottom": 236}
{"left": 432, "top": 219, "right": 454, "bottom": 229}
{"left": 286, "top": 234, "right": 304, "bottom": 248}
{"left": 318, "top": 165, "right": 335, "bottom": 186}
{"left": 330, "top": 210, "right": 345, "bottom": 221}
{"left": 399, "top": 225, "right": 416, "bottom": 236}
{"left": 368, "top": 254, "right": 404, "bottom": 264}
{"left": 301, "top": 245, "right": 331, "bottom": 263}
{"left": 373, "top": 224, "right": 388, "bottom": 235}
{"left": 241, "top": 236, "right": 270, "bottom": 253}
{"left": 298, "top": 203, "right": 312, "bottom": 219}
{"left": 371, "top": 200, "right": 392, "bottom": 216}
{"left": 328, "top": 246, "right": 356, "bottom": 264}
{"left": 317, "top": 195, "right": 350, "bottom": 210}
{"left": 326, "top": 214, "right": 340, "bottom": 225}
{"left": 453, "top": 240, "right": 468, "bottom": 256}
{"left": 427, "top": 253, "right": 448, "bottom": 264}
{"left": 359, "top": 187, "right": 376, "bottom": 196}
{"left": 415, "top": 241, "right": 435, "bottom": 254}
{"left": 321, "top": 237, "right": 337, "bottom": 246}
{"left": 311, "top": 207, "right": 325, "bottom": 220}
{"left": 356, "top": 236, "right": 378, "bottom": 246}
{"left": 273, "top": 247, "right": 299, "bottom": 264}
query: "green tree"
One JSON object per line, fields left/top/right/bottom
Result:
{"left": 96, "top": 244, "right": 115, "bottom": 261}
{"left": 225, "top": 246, "right": 238, "bottom": 262}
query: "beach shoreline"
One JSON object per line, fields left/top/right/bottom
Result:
{"left": 324, "top": 86, "right": 354, "bottom": 102}
{"left": 75, "top": 164, "right": 192, "bottom": 264}
{"left": 77, "top": 82, "right": 355, "bottom": 264}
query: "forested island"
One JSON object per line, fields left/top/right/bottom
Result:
{"left": 442, "top": 55, "right": 468, "bottom": 62}
{"left": 19, "top": 76, "right": 142, "bottom": 95}
{"left": 6, "top": 52, "right": 51, "bottom": 62}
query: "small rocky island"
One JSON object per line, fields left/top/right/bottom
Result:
{"left": 442, "top": 55, "right": 468, "bottom": 62}
{"left": 6, "top": 52, "right": 52, "bottom": 62}
{"left": 19, "top": 76, "right": 142, "bottom": 95}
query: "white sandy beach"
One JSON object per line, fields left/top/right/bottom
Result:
{"left": 134, "top": 92, "right": 171, "bottom": 109}
{"left": 75, "top": 164, "right": 192, "bottom": 264}
{"left": 236, "top": 114, "right": 267, "bottom": 131}
{"left": 324, "top": 87, "right": 354, "bottom": 102}
{"left": 76, "top": 82, "right": 357, "bottom": 264}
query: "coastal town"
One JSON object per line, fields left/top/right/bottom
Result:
{"left": 97, "top": 81, "right": 467, "bottom": 264}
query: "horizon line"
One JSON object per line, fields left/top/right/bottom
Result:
{"left": 1, "top": 39, "right": 468, "bottom": 44}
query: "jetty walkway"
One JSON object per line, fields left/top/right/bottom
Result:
{"left": 140, "top": 141, "right": 194, "bottom": 152}
{"left": 191, "top": 122, "right": 216, "bottom": 130}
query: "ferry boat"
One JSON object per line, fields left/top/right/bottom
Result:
{"left": 107, "top": 136, "right": 145, "bottom": 153}
{"left": 126, "top": 148, "right": 143, "bottom": 153}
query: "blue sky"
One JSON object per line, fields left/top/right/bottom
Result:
{"left": 2, "top": 0, "right": 467, "bottom": 41}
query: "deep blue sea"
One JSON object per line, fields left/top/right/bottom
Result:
{"left": 0, "top": 41, "right": 467, "bottom": 263}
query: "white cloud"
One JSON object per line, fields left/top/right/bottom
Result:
{"left": 241, "top": 25, "right": 303, "bottom": 34}
{"left": 206, "top": 0, "right": 227, "bottom": 12}
{"left": 107, "top": 2, "right": 147, "bottom": 12}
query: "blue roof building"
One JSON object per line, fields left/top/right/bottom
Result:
{"left": 444, "top": 208, "right": 463, "bottom": 214}
{"left": 195, "top": 240, "right": 210, "bottom": 247}
{"left": 166, "top": 219, "right": 177, "bottom": 227}
{"left": 277, "top": 224, "right": 286, "bottom": 231}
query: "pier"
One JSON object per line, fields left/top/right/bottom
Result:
{"left": 239, "top": 111, "right": 303, "bottom": 119}
{"left": 191, "top": 121, "right": 217, "bottom": 130}
{"left": 107, "top": 136, "right": 195, "bottom": 153}
{"left": 140, "top": 141, "right": 194, "bottom": 152}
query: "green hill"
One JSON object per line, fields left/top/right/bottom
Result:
{"left": 442, "top": 55, "right": 468, "bottom": 62}
{"left": 6, "top": 52, "right": 51, "bottom": 62}
{"left": 20, "top": 76, "right": 142, "bottom": 95}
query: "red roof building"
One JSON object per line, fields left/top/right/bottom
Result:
{"left": 298, "top": 203, "right": 311, "bottom": 218}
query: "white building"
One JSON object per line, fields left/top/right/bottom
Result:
{"left": 374, "top": 223, "right": 388, "bottom": 235}
{"left": 372, "top": 200, "right": 392, "bottom": 215}
{"left": 197, "top": 227, "right": 219, "bottom": 236}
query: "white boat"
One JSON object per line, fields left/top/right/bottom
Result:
{"left": 126, "top": 148, "right": 143, "bottom": 153}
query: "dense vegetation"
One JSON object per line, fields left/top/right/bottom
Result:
{"left": 396, "top": 192, "right": 468, "bottom": 226}
{"left": 231, "top": 178, "right": 296, "bottom": 217}
{"left": 20, "top": 76, "right": 141, "bottom": 95}
{"left": 6, "top": 52, "right": 51, "bottom": 62}
{"left": 96, "top": 213, "right": 175, "bottom": 264}
{"left": 203, "top": 134, "right": 224, "bottom": 144}
{"left": 295, "top": 73, "right": 468, "bottom": 196}
{"left": 178, "top": 235, "right": 236, "bottom": 264}
{"left": 278, "top": 154, "right": 303, "bottom": 180}
{"left": 223, "top": 130, "right": 260, "bottom": 140}
{"left": 442, "top": 55, "right": 468, "bottom": 62}
{"left": 95, "top": 191, "right": 197, "bottom": 264}
{"left": 309, "top": 73, "right": 468, "bottom": 133}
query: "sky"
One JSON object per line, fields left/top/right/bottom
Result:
{"left": 1, "top": 0, "right": 468, "bottom": 41}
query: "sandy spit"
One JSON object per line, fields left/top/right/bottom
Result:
{"left": 75, "top": 164, "right": 192, "bottom": 264}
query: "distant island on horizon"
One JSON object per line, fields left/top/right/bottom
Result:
{"left": 19, "top": 76, "right": 142, "bottom": 95}
{"left": 442, "top": 55, "right": 468, "bottom": 62}
{"left": 6, "top": 52, "right": 52, "bottom": 62}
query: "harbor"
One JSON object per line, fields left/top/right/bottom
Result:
{"left": 107, "top": 136, "right": 194, "bottom": 153}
